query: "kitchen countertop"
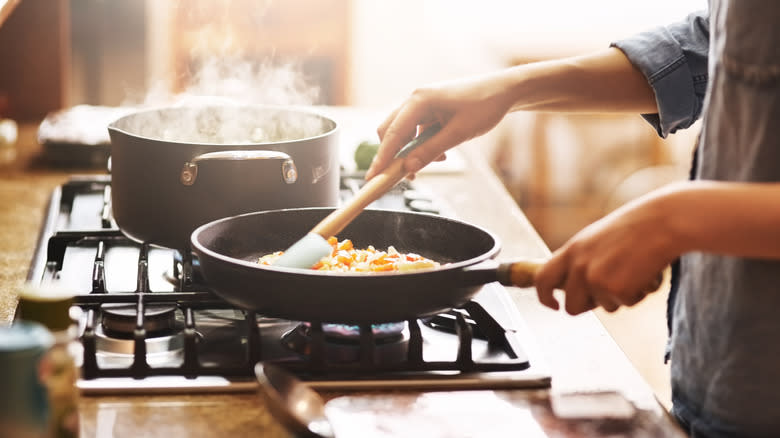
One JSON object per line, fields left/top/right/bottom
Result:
{"left": 0, "top": 108, "right": 684, "bottom": 437}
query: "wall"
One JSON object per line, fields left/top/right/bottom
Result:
{"left": 69, "top": 0, "right": 147, "bottom": 107}
{"left": 348, "top": 0, "right": 706, "bottom": 106}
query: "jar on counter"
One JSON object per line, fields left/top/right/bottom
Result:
{"left": 0, "top": 320, "right": 55, "bottom": 438}
{"left": 16, "top": 284, "right": 81, "bottom": 438}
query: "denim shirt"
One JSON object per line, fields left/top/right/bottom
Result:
{"left": 612, "top": 2, "right": 780, "bottom": 437}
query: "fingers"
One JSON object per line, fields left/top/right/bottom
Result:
{"left": 367, "top": 98, "right": 436, "bottom": 180}
{"left": 591, "top": 289, "right": 621, "bottom": 313}
{"left": 535, "top": 249, "right": 650, "bottom": 315}
{"left": 534, "top": 252, "right": 565, "bottom": 311}
{"left": 616, "top": 272, "right": 664, "bottom": 307}
{"left": 376, "top": 105, "right": 400, "bottom": 141}
{"left": 621, "top": 290, "right": 647, "bottom": 307}
{"left": 399, "top": 150, "right": 444, "bottom": 181}
{"left": 370, "top": 121, "right": 454, "bottom": 180}
{"left": 400, "top": 118, "right": 475, "bottom": 179}
{"left": 563, "top": 269, "right": 597, "bottom": 315}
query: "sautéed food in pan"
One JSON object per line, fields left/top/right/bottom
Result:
{"left": 257, "top": 237, "right": 441, "bottom": 272}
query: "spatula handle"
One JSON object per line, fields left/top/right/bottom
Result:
{"left": 312, "top": 159, "right": 407, "bottom": 237}
{"left": 311, "top": 124, "right": 442, "bottom": 239}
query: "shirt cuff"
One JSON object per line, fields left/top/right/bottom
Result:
{"left": 612, "top": 30, "right": 698, "bottom": 138}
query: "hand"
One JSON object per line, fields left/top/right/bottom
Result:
{"left": 365, "top": 72, "right": 516, "bottom": 180}
{"left": 534, "top": 188, "right": 681, "bottom": 315}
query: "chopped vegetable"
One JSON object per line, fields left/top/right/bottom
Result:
{"left": 258, "top": 237, "right": 440, "bottom": 272}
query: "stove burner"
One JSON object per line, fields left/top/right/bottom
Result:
{"left": 94, "top": 322, "right": 185, "bottom": 369}
{"left": 317, "top": 321, "right": 406, "bottom": 343}
{"left": 26, "top": 176, "right": 545, "bottom": 389}
{"left": 282, "top": 322, "right": 410, "bottom": 363}
{"left": 101, "top": 303, "right": 178, "bottom": 338}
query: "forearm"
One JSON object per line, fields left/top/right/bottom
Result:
{"left": 500, "top": 48, "right": 657, "bottom": 114}
{"left": 660, "top": 181, "right": 780, "bottom": 259}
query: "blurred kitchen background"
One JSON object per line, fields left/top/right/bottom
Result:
{"left": 0, "top": 0, "right": 707, "bottom": 407}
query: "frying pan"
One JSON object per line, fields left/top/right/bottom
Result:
{"left": 191, "top": 208, "right": 541, "bottom": 324}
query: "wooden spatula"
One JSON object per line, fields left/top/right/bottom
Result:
{"left": 273, "top": 124, "right": 442, "bottom": 269}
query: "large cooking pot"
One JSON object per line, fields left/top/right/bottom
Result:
{"left": 108, "top": 104, "right": 340, "bottom": 251}
{"left": 191, "top": 208, "right": 544, "bottom": 324}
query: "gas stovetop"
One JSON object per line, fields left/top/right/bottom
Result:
{"left": 24, "top": 174, "right": 551, "bottom": 394}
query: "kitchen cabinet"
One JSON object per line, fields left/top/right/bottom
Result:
{"left": 0, "top": 108, "right": 684, "bottom": 437}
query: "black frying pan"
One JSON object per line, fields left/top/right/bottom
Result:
{"left": 191, "top": 208, "right": 542, "bottom": 324}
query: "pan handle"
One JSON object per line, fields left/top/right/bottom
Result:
{"left": 495, "top": 259, "right": 545, "bottom": 288}
{"left": 464, "top": 259, "right": 664, "bottom": 291}
{"left": 458, "top": 258, "right": 545, "bottom": 287}
{"left": 180, "top": 150, "right": 298, "bottom": 186}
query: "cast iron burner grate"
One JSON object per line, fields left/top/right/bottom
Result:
{"left": 24, "top": 175, "right": 539, "bottom": 387}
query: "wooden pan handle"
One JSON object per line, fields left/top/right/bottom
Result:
{"left": 496, "top": 260, "right": 545, "bottom": 288}
{"left": 497, "top": 259, "right": 665, "bottom": 292}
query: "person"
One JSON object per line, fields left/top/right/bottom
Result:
{"left": 365, "top": 3, "right": 780, "bottom": 437}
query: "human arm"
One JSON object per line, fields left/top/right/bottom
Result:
{"left": 367, "top": 9, "right": 710, "bottom": 180}
{"left": 534, "top": 180, "right": 780, "bottom": 315}
{"left": 366, "top": 47, "right": 656, "bottom": 179}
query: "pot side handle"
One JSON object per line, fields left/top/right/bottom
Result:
{"left": 180, "top": 150, "right": 298, "bottom": 186}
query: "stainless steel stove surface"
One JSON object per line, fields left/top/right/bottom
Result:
{"left": 25, "top": 175, "right": 551, "bottom": 394}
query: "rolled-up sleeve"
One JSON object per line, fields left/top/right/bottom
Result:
{"left": 611, "top": 10, "right": 710, "bottom": 138}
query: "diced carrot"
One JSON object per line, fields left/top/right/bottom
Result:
{"left": 372, "top": 255, "right": 391, "bottom": 264}
{"left": 371, "top": 263, "right": 396, "bottom": 272}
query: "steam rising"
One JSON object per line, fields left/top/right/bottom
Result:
{"left": 113, "top": 104, "right": 335, "bottom": 144}
{"left": 121, "top": 14, "right": 327, "bottom": 145}
{"left": 184, "top": 57, "right": 320, "bottom": 107}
